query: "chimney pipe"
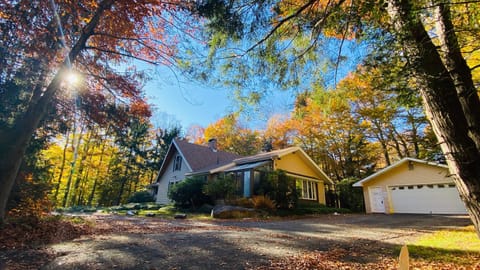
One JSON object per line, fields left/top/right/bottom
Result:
{"left": 208, "top": 138, "right": 218, "bottom": 152}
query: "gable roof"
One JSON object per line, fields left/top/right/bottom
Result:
{"left": 209, "top": 147, "right": 334, "bottom": 185}
{"left": 352, "top": 157, "right": 449, "bottom": 187}
{"left": 157, "top": 138, "right": 242, "bottom": 180}
{"left": 233, "top": 147, "right": 302, "bottom": 165}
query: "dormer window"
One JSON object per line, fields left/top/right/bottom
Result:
{"left": 173, "top": 155, "right": 182, "bottom": 171}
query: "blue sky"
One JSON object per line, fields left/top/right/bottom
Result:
{"left": 144, "top": 66, "right": 296, "bottom": 131}
{"left": 143, "top": 38, "right": 367, "bottom": 132}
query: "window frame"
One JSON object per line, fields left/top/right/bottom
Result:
{"left": 297, "top": 179, "right": 318, "bottom": 201}
{"left": 173, "top": 155, "right": 182, "bottom": 171}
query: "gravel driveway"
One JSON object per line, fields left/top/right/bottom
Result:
{"left": 40, "top": 213, "right": 471, "bottom": 270}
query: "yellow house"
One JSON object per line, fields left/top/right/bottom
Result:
{"left": 153, "top": 139, "right": 333, "bottom": 205}
{"left": 207, "top": 147, "right": 334, "bottom": 205}
{"left": 353, "top": 158, "right": 467, "bottom": 214}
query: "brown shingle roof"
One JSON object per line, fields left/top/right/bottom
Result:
{"left": 174, "top": 138, "right": 242, "bottom": 172}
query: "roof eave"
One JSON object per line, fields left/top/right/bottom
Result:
{"left": 352, "top": 157, "right": 449, "bottom": 187}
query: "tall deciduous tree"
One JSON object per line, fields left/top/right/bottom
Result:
{"left": 0, "top": 0, "right": 195, "bottom": 222}
{"left": 194, "top": 0, "right": 480, "bottom": 234}
{"left": 203, "top": 114, "right": 262, "bottom": 155}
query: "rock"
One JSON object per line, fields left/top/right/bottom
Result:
{"left": 126, "top": 210, "right": 138, "bottom": 216}
{"left": 211, "top": 205, "right": 257, "bottom": 219}
{"left": 145, "top": 212, "right": 156, "bottom": 217}
{"left": 174, "top": 213, "right": 187, "bottom": 219}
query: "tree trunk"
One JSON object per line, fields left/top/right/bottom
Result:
{"left": 406, "top": 111, "right": 421, "bottom": 158}
{"left": 53, "top": 129, "right": 70, "bottom": 205}
{"left": 62, "top": 126, "right": 84, "bottom": 208}
{"left": 0, "top": 0, "right": 114, "bottom": 224}
{"left": 433, "top": 1, "right": 480, "bottom": 150}
{"left": 387, "top": 0, "right": 480, "bottom": 236}
{"left": 88, "top": 129, "right": 109, "bottom": 206}
{"left": 71, "top": 132, "right": 91, "bottom": 206}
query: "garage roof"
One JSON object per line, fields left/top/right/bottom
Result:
{"left": 352, "top": 158, "right": 448, "bottom": 187}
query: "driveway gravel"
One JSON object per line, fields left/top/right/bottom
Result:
{"left": 36, "top": 213, "right": 472, "bottom": 270}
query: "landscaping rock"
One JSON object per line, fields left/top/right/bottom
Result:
{"left": 211, "top": 205, "right": 257, "bottom": 219}
{"left": 174, "top": 213, "right": 187, "bottom": 219}
{"left": 126, "top": 210, "right": 138, "bottom": 216}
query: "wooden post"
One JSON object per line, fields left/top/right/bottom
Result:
{"left": 399, "top": 245, "right": 409, "bottom": 270}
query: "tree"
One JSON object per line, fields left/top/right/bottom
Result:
{"left": 193, "top": 0, "right": 480, "bottom": 234}
{"left": 0, "top": 0, "right": 196, "bottom": 222}
{"left": 203, "top": 113, "right": 262, "bottom": 155}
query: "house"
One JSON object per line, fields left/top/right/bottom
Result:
{"left": 152, "top": 138, "right": 241, "bottom": 205}
{"left": 153, "top": 138, "right": 334, "bottom": 205}
{"left": 353, "top": 158, "right": 467, "bottom": 214}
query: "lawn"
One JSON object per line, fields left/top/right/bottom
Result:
{"left": 407, "top": 225, "right": 480, "bottom": 266}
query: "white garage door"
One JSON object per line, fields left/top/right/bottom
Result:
{"left": 389, "top": 183, "right": 467, "bottom": 214}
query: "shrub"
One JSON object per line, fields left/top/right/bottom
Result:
{"left": 231, "top": 197, "right": 254, "bottom": 208}
{"left": 336, "top": 177, "right": 365, "bottom": 212}
{"left": 258, "top": 170, "right": 298, "bottom": 209}
{"left": 127, "top": 191, "right": 155, "bottom": 203}
{"left": 168, "top": 177, "right": 211, "bottom": 208}
{"left": 251, "top": 195, "right": 276, "bottom": 210}
{"left": 203, "top": 174, "right": 236, "bottom": 201}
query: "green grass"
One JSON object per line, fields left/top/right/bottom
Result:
{"left": 406, "top": 226, "right": 480, "bottom": 265}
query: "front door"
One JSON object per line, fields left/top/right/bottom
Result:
{"left": 369, "top": 187, "right": 385, "bottom": 213}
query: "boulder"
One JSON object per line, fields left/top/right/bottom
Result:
{"left": 174, "top": 213, "right": 187, "bottom": 219}
{"left": 126, "top": 210, "right": 138, "bottom": 216}
{"left": 211, "top": 205, "right": 257, "bottom": 219}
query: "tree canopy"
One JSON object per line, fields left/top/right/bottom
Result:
{"left": 0, "top": 0, "right": 197, "bottom": 222}
{"left": 191, "top": 0, "right": 480, "bottom": 235}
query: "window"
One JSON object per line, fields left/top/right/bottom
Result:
{"left": 297, "top": 179, "right": 317, "bottom": 200}
{"left": 173, "top": 155, "right": 182, "bottom": 171}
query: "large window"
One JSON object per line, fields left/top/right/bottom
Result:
{"left": 298, "top": 179, "right": 317, "bottom": 200}
{"left": 173, "top": 155, "right": 182, "bottom": 171}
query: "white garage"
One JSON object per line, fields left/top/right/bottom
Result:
{"left": 353, "top": 158, "right": 467, "bottom": 214}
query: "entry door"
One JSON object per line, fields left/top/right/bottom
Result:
{"left": 243, "top": 172, "right": 251, "bottom": 197}
{"left": 369, "top": 187, "right": 385, "bottom": 213}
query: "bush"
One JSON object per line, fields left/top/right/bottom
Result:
{"left": 336, "top": 177, "right": 365, "bottom": 212}
{"left": 168, "top": 177, "right": 212, "bottom": 208}
{"left": 276, "top": 205, "right": 351, "bottom": 216}
{"left": 257, "top": 170, "right": 298, "bottom": 209}
{"left": 251, "top": 195, "right": 276, "bottom": 210}
{"left": 230, "top": 197, "right": 254, "bottom": 208}
{"left": 203, "top": 175, "right": 236, "bottom": 201}
{"left": 127, "top": 191, "right": 155, "bottom": 203}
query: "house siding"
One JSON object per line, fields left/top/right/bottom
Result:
{"left": 317, "top": 182, "right": 326, "bottom": 204}
{"left": 362, "top": 162, "right": 454, "bottom": 213}
{"left": 156, "top": 153, "right": 192, "bottom": 205}
{"left": 274, "top": 153, "right": 318, "bottom": 179}
{"left": 274, "top": 152, "right": 328, "bottom": 205}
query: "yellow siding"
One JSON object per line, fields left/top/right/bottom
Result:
{"left": 274, "top": 151, "right": 328, "bottom": 205}
{"left": 362, "top": 162, "right": 453, "bottom": 213}
{"left": 274, "top": 153, "right": 318, "bottom": 179}
{"left": 363, "top": 188, "right": 373, "bottom": 213}
{"left": 317, "top": 182, "right": 326, "bottom": 204}
{"left": 364, "top": 162, "right": 451, "bottom": 188}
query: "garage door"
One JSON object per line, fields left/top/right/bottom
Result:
{"left": 389, "top": 183, "right": 467, "bottom": 214}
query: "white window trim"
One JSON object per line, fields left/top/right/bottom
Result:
{"left": 289, "top": 174, "right": 319, "bottom": 201}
